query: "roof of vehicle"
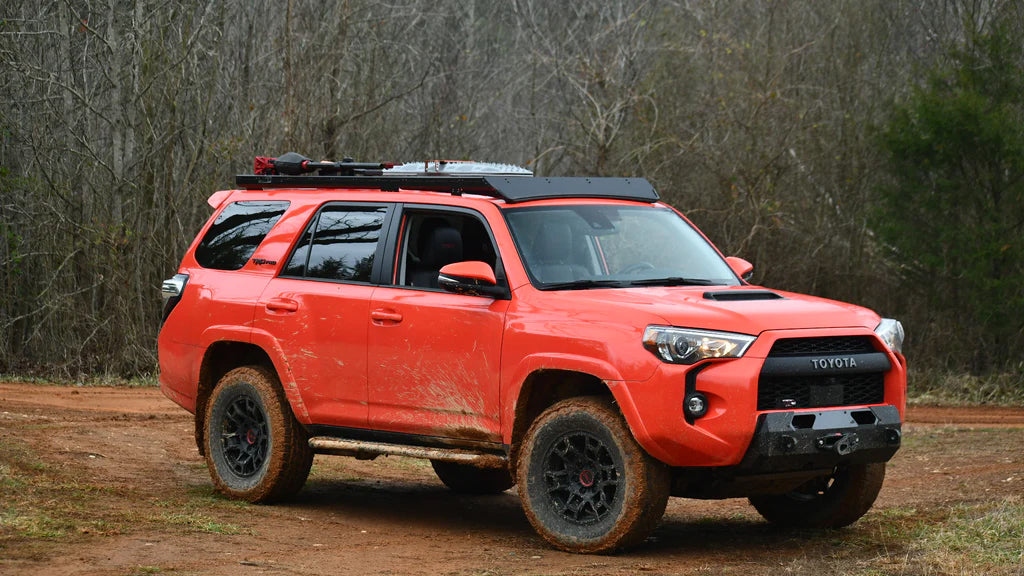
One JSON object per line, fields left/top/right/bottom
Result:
{"left": 235, "top": 153, "right": 660, "bottom": 204}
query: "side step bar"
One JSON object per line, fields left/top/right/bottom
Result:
{"left": 308, "top": 437, "right": 507, "bottom": 469}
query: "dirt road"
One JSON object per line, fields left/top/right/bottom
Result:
{"left": 1, "top": 382, "right": 1022, "bottom": 576}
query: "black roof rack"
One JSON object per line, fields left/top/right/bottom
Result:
{"left": 234, "top": 174, "right": 659, "bottom": 204}
{"left": 237, "top": 153, "right": 659, "bottom": 204}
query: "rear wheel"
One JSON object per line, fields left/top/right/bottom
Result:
{"left": 516, "top": 396, "right": 670, "bottom": 554}
{"left": 748, "top": 462, "right": 885, "bottom": 528}
{"left": 204, "top": 366, "right": 313, "bottom": 503}
{"left": 431, "top": 460, "right": 514, "bottom": 494}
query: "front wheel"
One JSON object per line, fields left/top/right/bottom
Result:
{"left": 516, "top": 396, "right": 670, "bottom": 554}
{"left": 748, "top": 462, "right": 885, "bottom": 528}
{"left": 204, "top": 365, "right": 313, "bottom": 503}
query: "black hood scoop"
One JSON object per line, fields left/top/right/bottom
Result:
{"left": 703, "top": 290, "right": 784, "bottom": 302}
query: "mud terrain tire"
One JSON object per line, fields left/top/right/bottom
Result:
{"left": 516, "top": 396, "right": 670, "bottom": 553}
{"left": 431, "top": 460, "right": 515, "bottom": 494}
{"left": 204, "top": 365, "right": 313, "bottom": 503}
{"left": 749, "top": 462, "right": 885, "bottom": 528}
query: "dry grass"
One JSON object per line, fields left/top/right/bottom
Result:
{"left": 908, "top": 369, "right": 1024, "bottom": 406}
{"left": 0, "top": 436, "right": 247, "bottom": 549}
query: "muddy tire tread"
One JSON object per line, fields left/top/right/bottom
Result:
{"left": 516, "top": 395, "right": 670, "bottom": 554}
{"left": 748, "top": 462, "right": 885, "bottom": 529}
{"left": 204, "top": 365, "right": 313, "bottom": 503}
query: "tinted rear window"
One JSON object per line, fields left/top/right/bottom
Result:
{"left": 282, "top": 205, "right": 387, "bottom": 282}
{"left": 194, "top": 201, "right": 290, "bottom": 270}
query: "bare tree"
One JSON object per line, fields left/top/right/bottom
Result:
{"left": 0, "top": 0, "right": 1017, "bottom": 379}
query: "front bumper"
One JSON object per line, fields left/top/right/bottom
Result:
{"left": 738, "top": 404, "right": 902, "bottom": 473}
{"left": 615, "top": 327, "right": 907, "bottom": 468}
{"left": 669, "top": 404, "right": 902, "bottom": 499}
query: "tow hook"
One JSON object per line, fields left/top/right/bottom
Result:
{"left": 816, "top": 432, "right": 860, "bottom": 456}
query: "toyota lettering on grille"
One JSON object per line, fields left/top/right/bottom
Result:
{"left": 810, "top": 357, "right": 858, "bottom": 370}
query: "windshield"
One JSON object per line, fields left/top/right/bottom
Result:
{"left": 504, "top": 204, "right": 740, "bottom": 289}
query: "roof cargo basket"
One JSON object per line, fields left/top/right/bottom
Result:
{"left": 236, "top": 153, "right": 660, "bottom": 204}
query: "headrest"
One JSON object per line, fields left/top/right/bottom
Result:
{"left": 421, "top": 226, "right": 463, "bottom": 267}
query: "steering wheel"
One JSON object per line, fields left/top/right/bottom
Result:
{"left": 621, "top": 261, "right": 656, "bottom": 275}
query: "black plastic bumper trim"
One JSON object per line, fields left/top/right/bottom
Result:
{"left": 684, "top": 362, "right": 713, "bottom": 425}
{"left": 737, "top": 405, "right": 902, "bottom": 473}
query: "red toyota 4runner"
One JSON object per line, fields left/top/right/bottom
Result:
{"left": 159, "top": 153, "right": 906, "bottom": 553}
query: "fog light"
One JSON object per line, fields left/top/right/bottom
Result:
{"left": 684, "top": 392, "right": 708, "bottom": 419}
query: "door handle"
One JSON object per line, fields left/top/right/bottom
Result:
{"left": 266, "top": 298, "right": 299, "bottom": 312}
{"left": 370, "top": 309, "right": 403, "bottom": 323}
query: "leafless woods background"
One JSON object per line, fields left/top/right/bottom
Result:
{"left": 1, "top": 1, "right": 1022, "bottom": 390}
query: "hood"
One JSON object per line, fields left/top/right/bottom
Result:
{"left": 561, "top": 285, "right": 881, "bottom": 336}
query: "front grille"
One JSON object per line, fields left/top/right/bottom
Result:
{"left": 769, "top": 336, "right": 875, "bottom": 357}
{"left": 757, "top": 373, "right": 885, "bottom": 410}
{"left": 758, "top": 336, "right": 885, "bottom": 411}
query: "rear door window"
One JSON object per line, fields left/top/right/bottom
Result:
{"left": 282, "top": 205, "right": 389, "bottom": 283}
{"left": 194, "top": 201, "right": 290, "bottom": 270}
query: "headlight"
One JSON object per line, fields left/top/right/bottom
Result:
{"left": 642, "top": 326, "right": 756, "bottom": 364}
{"left": 874, "top": 318, "right": 905, "bottom": 354}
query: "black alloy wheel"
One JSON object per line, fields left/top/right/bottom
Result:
{"left": 219, "top": 393, "right": 270, "bottom": 478}
{"left": 204, "top": 366, "right": 313, "bottom": 503}
{"left": 517, "top": 396, "right": 670, "bottom": 553}
{"left": 542, "top": 431, "right": 619, "bottom": 525}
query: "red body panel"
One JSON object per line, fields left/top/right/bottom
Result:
{"left": 617, "top": 328, "right": 906, "bottom": 467}
{"left": 367, "top": 287, "right": 508, "bottom": 441}
{"left": 159, "top": 186, "right": 908, "bottom": 470}
{"left": 255, "top": 278, "right": 374, "bottom": 427}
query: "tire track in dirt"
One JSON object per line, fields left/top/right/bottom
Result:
{"left": 0, "top": 382, "right": 181, "bottom": 415}
{"left": 906, "top": 404, "right": 1024, "bottom": 428}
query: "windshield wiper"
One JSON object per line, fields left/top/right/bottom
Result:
{"left": 626, "top": 277, "right": 717, "bottom": 287}
{"left": 540, "top": 279, "right": 629, "bottom": 290}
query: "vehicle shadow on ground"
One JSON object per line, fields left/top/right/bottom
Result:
{"left": 286, "top": 477, "right": 844, "bottom": 557}
{"left": 645, "top": 517, "right": 835, "bottom": 557}
{"left": 290, "top": 477, "right": 537, "bottom": 539}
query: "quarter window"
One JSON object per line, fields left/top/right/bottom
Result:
{"left": 282, "top": 206, "right": 387, "bottom": 282}
{"left": 194, "top": 201, "right": 290, "bottom": 270}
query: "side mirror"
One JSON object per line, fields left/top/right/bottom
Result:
{"left": 438, "top": 261, "right": 507, "bottom": 298}
{"left": 726, "top": 256, "right": 754, "bottom": 282}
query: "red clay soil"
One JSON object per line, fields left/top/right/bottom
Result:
{"left": 1, "top": 382, "right": 1022, "bottom": 576}
{"left": 906, "top": 404, "right": 1024, "bottom": 427}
